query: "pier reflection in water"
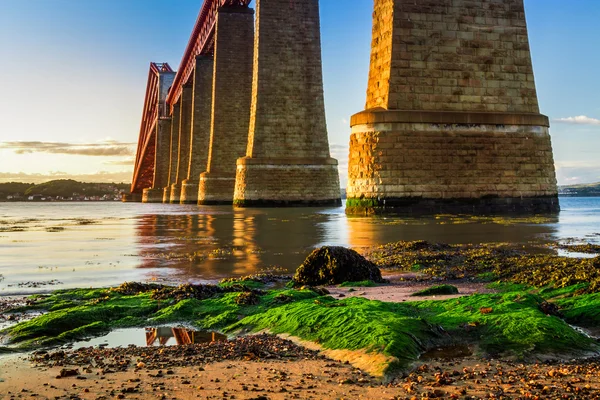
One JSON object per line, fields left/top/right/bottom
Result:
{"left": 145, "top": 327, "right": 226, "bottom": 346}
{"left": 2, "top": 198, "right": 598, "bottom": 294}
{"left": 134, "top": 204, "right": 563, "bottom": 282}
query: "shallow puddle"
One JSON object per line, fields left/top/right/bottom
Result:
{"left": 557, "top": 249, "right": 598, "bottom": 259}
{"left": 420, "top": 344, "right": 473, "bottom": 361}
{"left": 71, "top": 327, "right": 227, "bottom": 349}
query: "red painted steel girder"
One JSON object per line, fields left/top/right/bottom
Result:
{"left": 166, "top": 0, "right": 252, "bottom": 110}
{"left": 131, "top": 62, "right": 173, "bottom": 194}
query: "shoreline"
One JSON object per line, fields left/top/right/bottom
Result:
{"left": 2, "top": 239, "right": 600, "bottom": 398}
{"left": 3, "top": 336, "right": 600, "bottom": 399}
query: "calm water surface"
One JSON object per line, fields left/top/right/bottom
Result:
{"left": 0, "top": 198, "right": 598, "bottom": 295}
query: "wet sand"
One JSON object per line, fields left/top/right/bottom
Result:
{"left": 326, "top": 274, "right": 496, "bottom": 303}
{"left": 2, "top": 278, "right": 600, "bottom": 399}
{"left": 3, "top": 345, "right": 600, "bottom": 399}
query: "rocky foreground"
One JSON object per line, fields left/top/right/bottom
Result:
{"left": 1, "top": 335, "right": 600, "bottom": 399}
{"left": 2, "top": 240, "right": 600, "bottom": 398}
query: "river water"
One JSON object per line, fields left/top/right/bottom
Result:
{"left": 0, "top": 198, "right": 598, "bottom": 296}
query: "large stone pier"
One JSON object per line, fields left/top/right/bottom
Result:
{"left": 233, "top": 0, "right": 341, "bottom": 207}
{"left": 180, "top": 56, "right": 214, "bottom": 204}
{"left": 198, "top": 7, "right": 254, "bottom": 205}
{"left": 163, "top": 102, "right": 181, "bottom": 203}
{"left": 345, "top": 0, "right": 559, "bottom": 214}
{"left": 169, "top": 85, "right": 193, "bottom": 204}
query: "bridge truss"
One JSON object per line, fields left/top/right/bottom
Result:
{"left": 131, "top": 62, "right": 173, "bottom": 194}
{"left": 131, "top": 0, "right": 252, "bottom": 195}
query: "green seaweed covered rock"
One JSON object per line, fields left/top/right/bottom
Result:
{"left": 293, "top": 246, "right": 384, "bottom": 286}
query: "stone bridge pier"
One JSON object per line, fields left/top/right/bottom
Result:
{"left": 197, "top": 7, "right": 255, "bottom": 205}
{"left": 345, "top": 0, "right": 559, "bottom": 214}
{"left": 168, "top": 84, "right": 193, "bottom": 204}
{"left": 180, "top": 56, "right": 214, "bottom": 204}
{"left": 163, "top": 102, "right": 181, "bottom": 203}
{"left": 233, "top": 0, "right": 341, "bottom": 207}
{"left": 142, "top": 118, "right": 172, "bottom": 203}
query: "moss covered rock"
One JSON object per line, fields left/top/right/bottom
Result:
{"left": 411, "top": 284, "right": 459, "bottom": 297}
{"left": 293, "top": 246, "right": 384, "bottom": 286}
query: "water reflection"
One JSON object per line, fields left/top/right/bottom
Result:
{"left": 134, "top": 206, "right": 340, "bottom": 281}
{"left": 145, "top": 327, "right": 226, "bottom": 346}
{"left": 135, "top": 207, "right": 560, "bottom": 281}
{"left": 1, "top": 198, "right": 598, "bottom": 294}
{"left": 134, "top": 206, "right": 566, "bottom": 282}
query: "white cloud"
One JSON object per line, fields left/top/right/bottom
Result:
{"left": 0, "top": 140, "right": 136, "bottom": 156}
{"left": 553, "top": 115, "right": 600, "bottom": 126}
{"left": 555, "top": 161, "right": 600, "bottom": 185}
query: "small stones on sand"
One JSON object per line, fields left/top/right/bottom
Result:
{"left": 57, "top": 368, "right": 79, "bottom": 378}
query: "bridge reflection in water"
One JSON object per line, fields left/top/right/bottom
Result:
{"left": 145, "top": 327, "right": 226, "bottom": 346}
{"left": 134, "top": 205, "right": 560, "bottom": 283}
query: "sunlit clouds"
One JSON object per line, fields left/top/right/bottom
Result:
{"left": 553, "top": 116, "right": 600, "bottom": 126}
{"left": 0, "top": 140, "right": 136, "bottom": 157}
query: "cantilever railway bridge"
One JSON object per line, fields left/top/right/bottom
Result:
{"left": 130, "top": 0, "right": 557, "bottom": 213}
{"left": 131, "top": 0, "right": 252, "bottom": 196}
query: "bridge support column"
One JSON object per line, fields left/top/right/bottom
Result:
{"left": 345, "top": 0, "right": 558, "bottom": 214}
{"left": 169, "top": 85, "right": 193, "bottom": 204}
{"left": 181, "top": 56, "right": 214, "bottom": 204}
{"left": 143, "top": 118, "right": 172, "bottom": 203}
{"left": 163, "top": 102, "right": 181, "bottom": 203}
{"left": 198, "top": 7, "right": 254, "bottom": 205}
{"left": 233, "top": 0, "right": 341, "bottom": 207}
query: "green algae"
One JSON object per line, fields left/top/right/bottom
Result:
{"left": 410, "top": 292, "right": 596, "bottom": 357}
{"left": 230, "top": 295, "right": 438, "bottom": 371}
{"left": 2, "top": 282, "right": 600, "bottom": 372}
{"left": 338, "top": 280, "right": 379, "bottom": 287}
{"left": 411, "top": 284, "right": 459, "bottom": 296}
{"left": 367, "top": 241, "right": 600, "bottom": 293}
{"left": 6, "top": 292, "right": 158, "bottom": 348}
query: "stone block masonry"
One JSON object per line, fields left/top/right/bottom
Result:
{"left": 346, "top": 0, "right": 558, "bottom": 214}
{"left": 169, "top": 85, "right": 193, "bottom": 204}
{"left": 367, "top": 0, "right": 540, "bottom": 114}
{"left": 180, "top": 56, "right": 214, "bottom": 204}
{"left": 198, "top": 7, "right": 254, "bottom": 205}
{"left": 143, "top": 118, "right": 172, "bottom": 203}
{"left": 234, "top": 0, "right": 341, "bottom": 207}
{"left": 163, "top": 102, "right": 181, "bottom": 203}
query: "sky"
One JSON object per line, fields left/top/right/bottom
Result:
{"left": 0, "top": 0, "right": 599, "bottom": 187}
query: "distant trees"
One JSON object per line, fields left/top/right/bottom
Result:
{"left": 0, "top": 179, "right": 130, "bottom": 201}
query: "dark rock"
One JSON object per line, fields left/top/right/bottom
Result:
{"left": 58, "top": 368, "right": 79, "bottom": 378}
{"left": 293, "top": 246, "right": 384, "bottom": 286}
{"left": 539, "top": 301, "right": 563, "bottom": 317}
{"left": 235, "top": 292, "right": 260, "bottom": 305}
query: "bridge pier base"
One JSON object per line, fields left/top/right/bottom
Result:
{"left": 169, "top": 184, "right": 181, "bottom": 204}
{"left": 122, "top": 193, "right": 142, "bottom": 202}
{"left": 235, "top": 158, "right": 341, "bottom": 207}
{"left": 197, "top": 7, "right": 254, "bottom": 205}
{"left": 142, "top": 188, "right": 164, "bottom": 203}
{"left": 180, "top": 180, "right": 199, "bottom": 204}
{"left": 233, "top": 0, "right": 341, "bottom": 207}
{"left": 162, "top": 187, "right": 171, "bottom": 204}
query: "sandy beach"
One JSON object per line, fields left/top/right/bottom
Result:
{"left": 2, "top": 338, "right": 600, "bottom": 399}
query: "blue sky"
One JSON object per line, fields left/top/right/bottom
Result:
{"left": 0, "top": 0, "right": 599, "bottom": 186}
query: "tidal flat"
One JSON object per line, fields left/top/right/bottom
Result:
{"left": 1, "top": 240, "right": 600, "bottom": 399}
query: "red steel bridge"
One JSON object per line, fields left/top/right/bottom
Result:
{"left": 130, "top": 0, "right": 252, "bottom": 196}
